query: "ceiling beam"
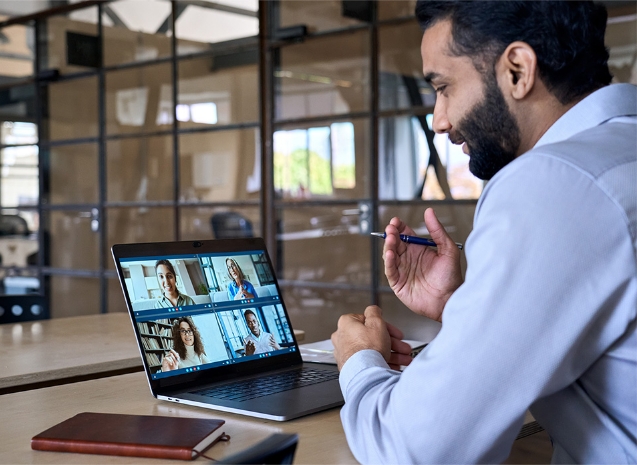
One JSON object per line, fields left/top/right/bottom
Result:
{"left": 156, "top": 2, "right": 188, "bottom": 35}
{"left": 102, "top": 4, "right": 128, "bottom": 29}
{"left": 178, "top": 1, "right": 257, "bottom": 18}
{"left": 0, "top": 0, "right": 108, "bottom": 28}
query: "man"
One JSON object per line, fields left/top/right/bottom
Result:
{"left": 331, "top": 1, "right": 636, "bottom": 463}
{"left": 243, "top": 309, "right": 281, "bottom": 355}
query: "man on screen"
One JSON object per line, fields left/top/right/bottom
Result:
{"left": 243, "top": 309, "right": 281, "bottom": 356}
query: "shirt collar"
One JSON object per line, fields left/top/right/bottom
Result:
{"left": 534, "top": 84, "right": 637, "bottom": 150}
{"left": 161, "top": 293, "right": 183, "bottom": 305}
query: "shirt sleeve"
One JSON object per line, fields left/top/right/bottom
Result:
{"left": 339, "top": 153, "right": 636, "bottom": 464}
{"left": 227, "top": 283, "right": 236, "bottom": 300}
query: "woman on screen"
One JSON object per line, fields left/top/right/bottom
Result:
{"left": 226, "top": 258, "right": 258, "bottom": 301}
{"left": 154, "top": 259, "right": 195, "bottom": 309}
{"left": 161, "top": 316, "right": 210, "bottom": 371}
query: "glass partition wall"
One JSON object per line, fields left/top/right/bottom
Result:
{"left": 0, "top": 1, "right": 261, "bottom": 318}
{"left": 268, "top": 1, "right": 480, "bottom": 341}
{"left": 0, "top": 1, "right": 634, "bottom": 342}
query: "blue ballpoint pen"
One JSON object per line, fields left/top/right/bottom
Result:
{"left": 371, "top": 232, "right": 463, "bottom": 250}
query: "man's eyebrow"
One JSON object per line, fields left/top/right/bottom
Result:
{"left": 423, "top": 72, "right": 440, "bottom": 84}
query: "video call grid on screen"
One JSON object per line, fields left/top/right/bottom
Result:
{"left": 118, "top": 250, "right": 296, "bottom": 379}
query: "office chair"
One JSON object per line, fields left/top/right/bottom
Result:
{"left": 211, "top": 212, "right": 254, "bottom": 239}
{"left": 215, "top": 433, "right": 299, "bottom": 465}
{"left": 0, "top": 294, "right": 49, "bottom": 324}
{"left": 0, "top": 215, "right": 29, "bottom": 237}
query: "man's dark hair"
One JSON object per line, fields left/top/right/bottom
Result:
{"left": 415, "top": 1, "right": 612, "bottom": 104}
{"left": 244, "top": 309, "right": 257, "bottom": 320}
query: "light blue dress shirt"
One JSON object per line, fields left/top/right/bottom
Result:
{"left": 339, "top": 84, "right": 637, "bottom": 464}
{"left": 227, "top": 280, "right": 258, "bottom": 300}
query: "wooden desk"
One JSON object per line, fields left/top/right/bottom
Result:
{"left": 0, "top": 312, "right": 304, "bottom": 395}
{"left": 0, "top": 360, "right": 550, "bottom": 464}
{"left": 0, "top": 313, "right": 142, "bottom": 394}
{"left": 0, "top": 371, "right": 356, "bottom": 464}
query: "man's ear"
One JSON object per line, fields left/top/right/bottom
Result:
{"left": 496, "top": 41, "right": 537, "bottom": 100}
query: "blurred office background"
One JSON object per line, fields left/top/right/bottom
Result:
{"left": 0, "top": 0, "right": 634, "bottom": 342}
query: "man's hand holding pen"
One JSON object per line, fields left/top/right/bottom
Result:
{"left": 383, "top": 208, "right": 463, "bottom": 323}
{"left": 332, "top": 207, "right": 462, "bottom": 371}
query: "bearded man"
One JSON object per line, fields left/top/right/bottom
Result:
{"left": 331, "top": 2, "right": 636, "bottom": 463}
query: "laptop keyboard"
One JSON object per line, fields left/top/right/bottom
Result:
{"left": 192, "top": 368, "right": 339, "bottom": 402}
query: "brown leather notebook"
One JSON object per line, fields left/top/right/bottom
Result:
{"left": 31, "top": 412, "right": 226, "bottom": 460}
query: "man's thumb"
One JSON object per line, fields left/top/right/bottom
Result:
{"left": 424, "top": 208, "right": 456, "bottom": 254}
{"left": 363, "top": 305, "right": 384, "bottom": 324}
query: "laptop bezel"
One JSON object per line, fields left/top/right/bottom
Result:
{"left": 111, "top": 238, "right": 304, "bottom": 394}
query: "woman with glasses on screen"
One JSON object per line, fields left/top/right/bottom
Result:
{"left": 226, "top": 258, "right": 258, "bottom": 301}
{"left": 154, "top": 259, "right": 195, "bottom": 309}
{"left": 161, "top": 316, "right": 210, "bottom": 371}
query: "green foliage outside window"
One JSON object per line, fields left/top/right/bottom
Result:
{"left": 308, "top": 150, "right": 332, "bottom": 195}
{"left": 274, "top": 123, "right": 356, "bottom": 198}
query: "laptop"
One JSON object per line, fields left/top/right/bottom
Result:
{"left": 112, "top": 238, "right": 343, "bottom": 421}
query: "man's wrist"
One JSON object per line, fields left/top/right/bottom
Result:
{"left": 339, "top": 350, "right": 389, "bottom": 394}
{"left": 336, "top": 343, "right": 378, "bottom": 370}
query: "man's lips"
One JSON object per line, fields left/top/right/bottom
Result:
{"left": 448, "top": 133, "right": 464, "bottom": 146}
{"left": 449, "top": 133, "right": 469, "bottom": 154}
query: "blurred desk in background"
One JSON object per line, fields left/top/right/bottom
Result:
{"left": 0, "top": 312, "right": 142, "bottom": 395}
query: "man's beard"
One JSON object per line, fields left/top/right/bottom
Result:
{"left": 454, "top": 74, "right": 521, "bottom": 181}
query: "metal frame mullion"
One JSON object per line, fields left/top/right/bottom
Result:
{"left": 39, "top": 122, "right": 262, "bottom": 148}
{"left": 175, "top": 121, "right": 259, "bottom": 136}
{"left": 178, "top": 200, "right": 260, "bottom": 208}
{"left": 270, "top": 22, "right": 370, "bottom": 48}
{"left": 275, "top": 199, "right": 375, "bottom": 208}
{"left": 378, "top": 107, "right": 433, "bottom": 119}
{"left": 370, "top": 5, "right": 380, "bottom": 306}
{"left": 259, "top": 0, "right": 276, "bottom": 261}
{"left": 380, "top": 198, "right": 479, "bottom": 207}
{"left": 97, "top": 3, "right": 108, "bottom": 313}
{"left": 274, "top": 111, "right": 371, "bottom": 128}
{"left": 34, "top": 18, "right": 49, "bottom": 306}
{"left": 171, "top": 0, "right": 180, "bottom": 241}
{"left": 278, "top": 280, "right": 372, "bottom": 293}
{"left": 36, "top": 136, "right": 100, "bottom": 148}
{"left": 41, "top": 268, "right": 103, "bottom": 278}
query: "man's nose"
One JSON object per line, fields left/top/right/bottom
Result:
{"left": 432, "top": 99, "right": 451, "bottom": 134}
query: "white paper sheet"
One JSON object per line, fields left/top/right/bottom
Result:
{"left": 300, "top": 339, "right": 428, "bottom": 365}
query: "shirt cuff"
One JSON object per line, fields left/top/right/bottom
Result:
{"left": 339, "top": 349, "right": 389, "bottom": 394}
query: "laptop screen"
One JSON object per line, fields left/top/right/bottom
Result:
{"left": 117, "top": 248, "right": 297, "bottom": 381}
